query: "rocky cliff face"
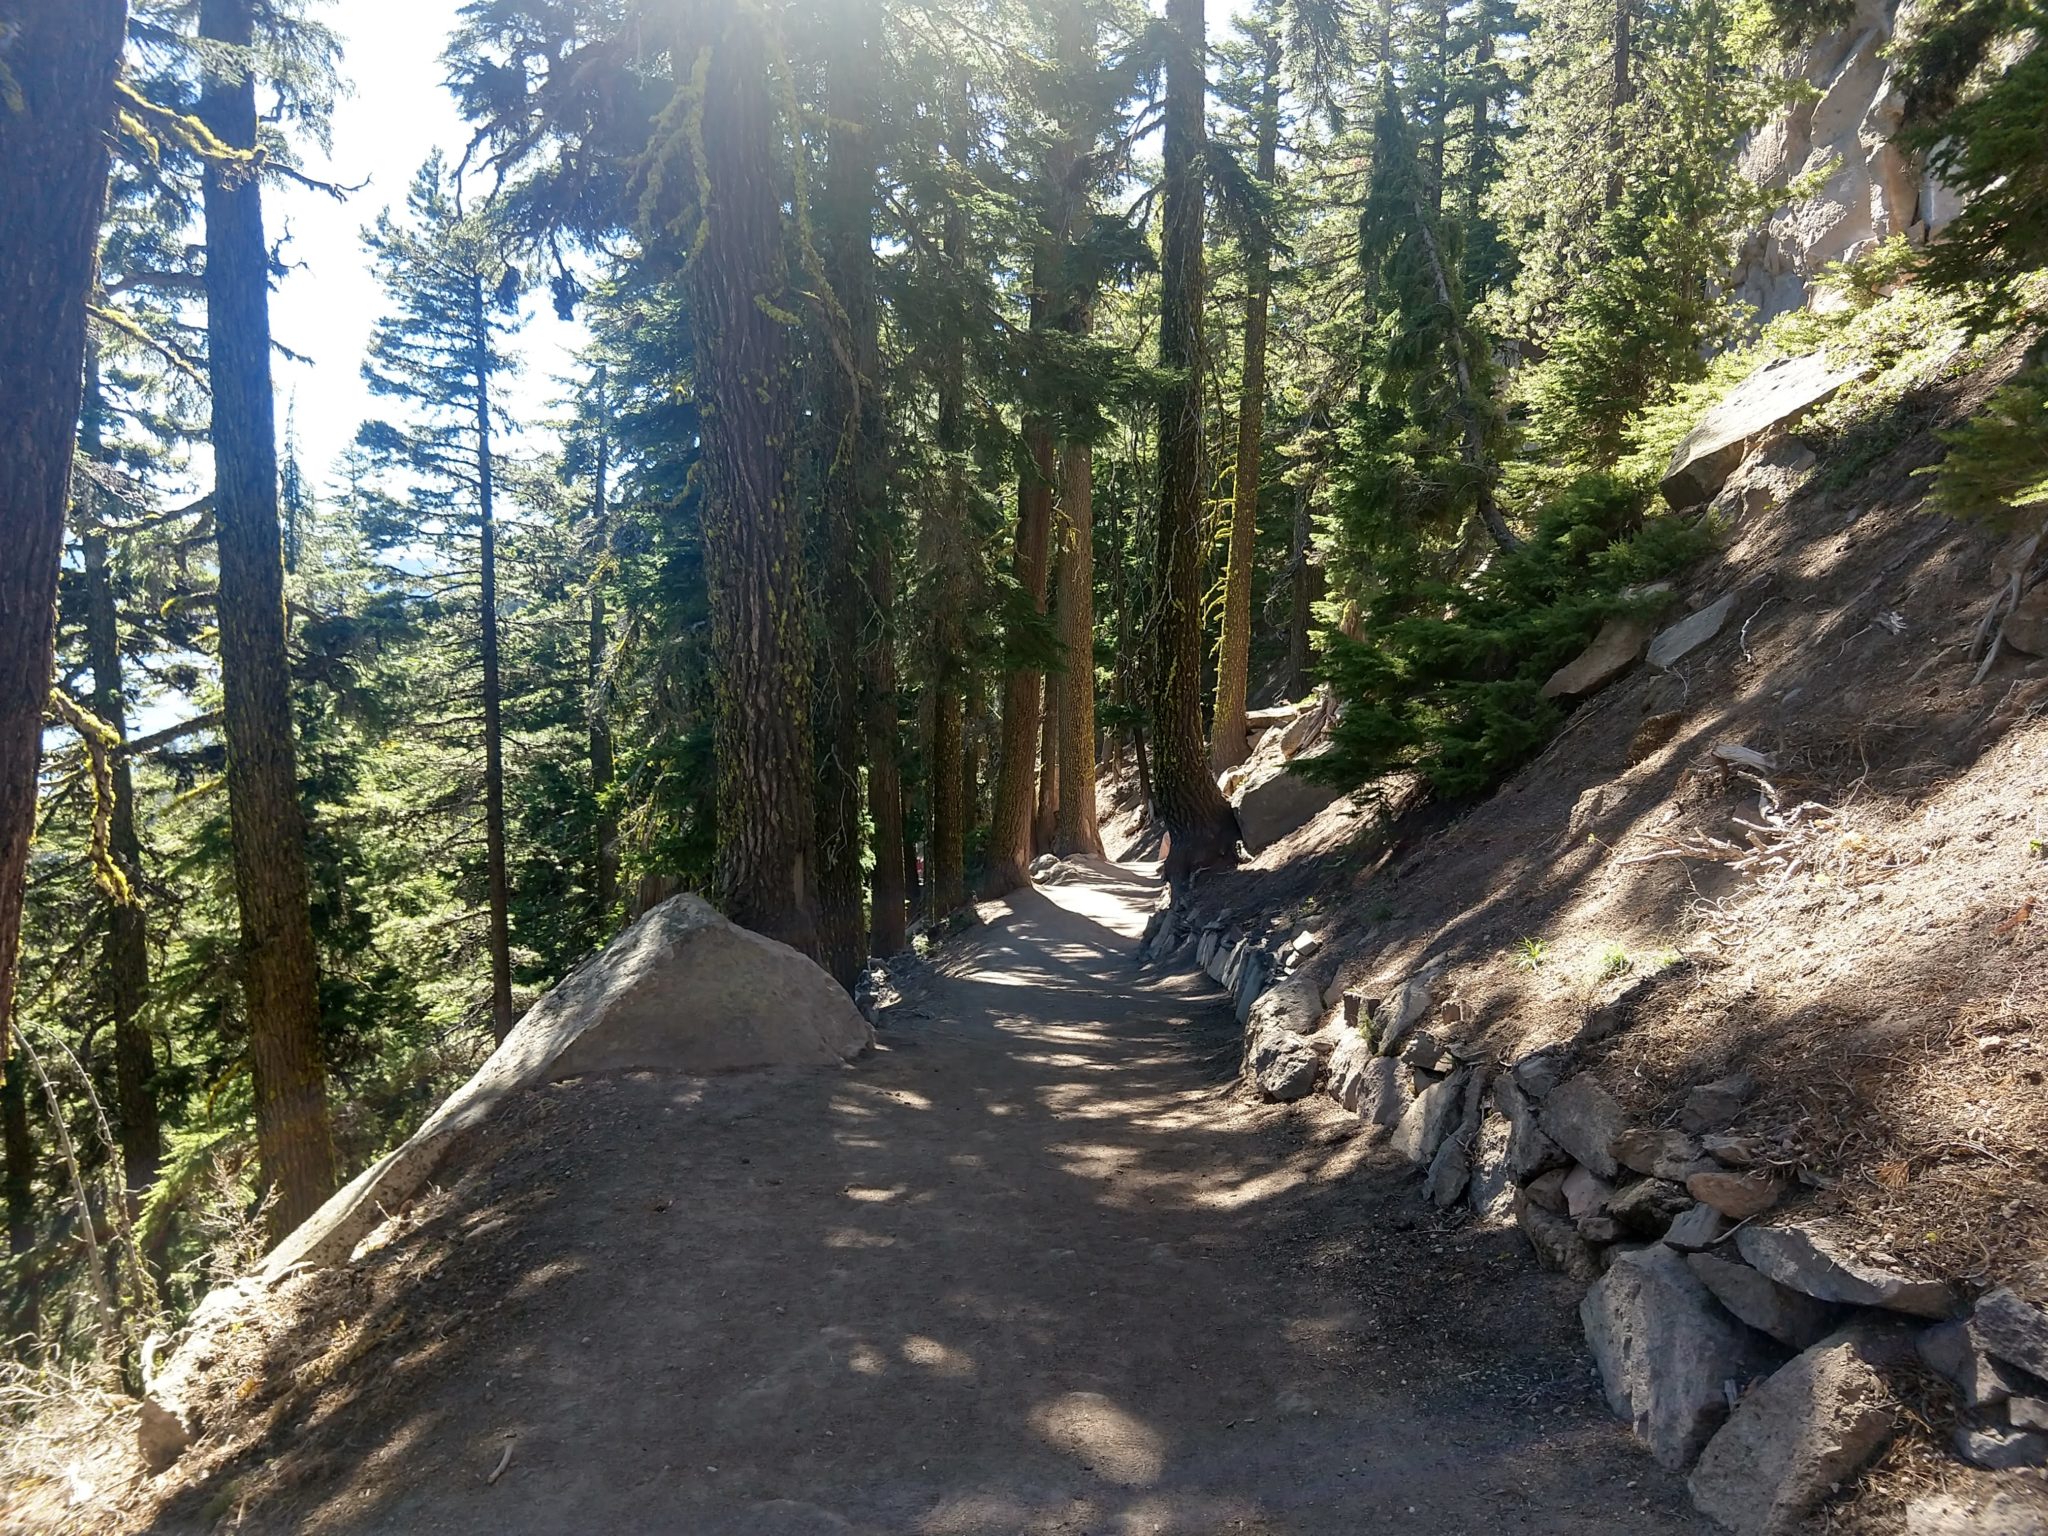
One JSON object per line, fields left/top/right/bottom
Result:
{"left": 1730, "top": 0, "right": 1960, "bottom": 324}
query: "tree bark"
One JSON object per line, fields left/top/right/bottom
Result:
{"left": 470, "top": 273, "right": 514, "bottom": 1039}
{"left": 983, "top": 422, "right": 1056, "bottom": 896}
{"left": 1209, "top": 27, "right": 1282, "bottom": 772}
{"left": 1052, "top": 439, "right": 1105, "bottom": 855}
{"left": 0, "top": 0, "right": 127, "bottom": 1063}
{"left": 1149, "top": 0, "right": 1241, "bottom": 882}
{"left": 675, "top": 4, "right": 819, "bottom": 955}
{"left": 586, "top": 371, "right": 619, "bottom": 927}
{"left": 925, "top": 97, "right": 971, "bottom": 923}
{"left": 814, "top": 0, "right": 886, "bottom": 989}
{"left": 1285, "top": 480, "right": 1315, "bottom": 699}
{"left": 200, "top": 0, "right": 336, "bottom": 1235}
{"left": 1033, "top": 639, "right": 1060, "bottom": 856}
{"left": 865, "top": 534, "right": 907, "bottom": 954}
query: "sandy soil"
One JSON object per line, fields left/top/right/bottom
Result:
{"left": 107, "top": 862, "right": 1705, "bottom": 1536}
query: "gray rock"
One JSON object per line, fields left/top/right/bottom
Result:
{"left": 1542, "top": 615, "right": 1654, "bottom": 699}
{"left": 1398, "top": 1028, "right": 1454, "bottom": 1073}
{"left": 1248, "top": 973, "right": 1324, "bottom": 1037}
{"left": 1467, "top": 1113, "right": 1519, "bottom": 1225}
{"left": 1539, "top": 1075, "right": 1627, "bottom": 1179}
{"left": 1394, "top": 1068, "right": 1471, "bottom": 1166}
{"left": 1323, "top": 1033, "right": 1376, "bottom": 1112}
{"left": 1614, "top": 1127, "right": 1707, "bottom": 1181}
{"left": 262, "top": 892, "right": 873, "bottom": 1278}
{"left": 1703, "top": 1133, "right": 1768, "bottom": 1167}
{"left": 1511, "top": 1043, "right": 1575, "bottom": 1099}
{"left": 2014, "top": 1398, "right": 2048, "bottom": 1432}
{"left": 1354, "top": 1057, "right": 1418, "bottom": 1131}
{"left": 1373, "top": 967, "right": 1440, "bottom": 1057}
{"left": 1688, "top": 1327, "right": 1902, "bottom": 1536}
{"left": 1196, "top": 927, "right": 1223, "bottom": 970}
{"left": 137, "top": 1394, "right": 195, "bottom": 1474}
{"left": 1519, "top": 1196, "right": 1600, "bottom": 1282}
{"left": 1234, "top": 951, "right": 1270, "bottom": 1025}
{"left": 1423, "top": 1069, "right": 1489, "bottom": 1208}
{"left": 1578, "top": 1215, "right": 1626, "bottom": 1245}
{"left": 1525, "top": 1166, "right": 1570, "bottom": 1213}
{"left": 1232, "top": 762, "right": 1341, "bottom": 853}
{"left": 1610, "top": 1178, "right": 1695, "bottom": 1239}
{"left": 1245, "top": 1026, "right": 1319, "bottom": 1102}
{"left": 1661, "top": 351, "right": 1864, "bottom": 506}
{"left": 1687, "top": 1168, "right": 1783, "bottom": 1221}
{"left": 1497, "top": 1076, "right": 1569, "bottom": 1182}
{"left": 1581, "top": 1244, "right": 1781, "bottom": 1471}
{"left": 1975, "top": 1288, "right": 2048, "bottom": 1381}
{"left": 1648, "top": 593, "right": 1738, "bottom": 670}
{"left": 1736, "top": 1223, "right": 1961, "bottom": 1319}
{"left": 1665, "top": 1203, "right": 1731, "bottom": 1253}
{"left": 2003, "top": 581, "right": 2048, "bottom": 658}
{"left": 1918, "top": 1320, "right": 2034, "bottom": 1410}
{"left": 1562, "top": 1164, "right": 1615, "bottom": 1219}
{"left": 1688, "top": 1253, "right": 1842, "bottom": 1350}
{"left": 1904, "top": 1488, "right": 2048, "bottom": 1536}
{"left": 1953, "top": 1422, "right": 2048, "bottom": 1470}
{"left": 1679, "top": 1074, "right": 1755, "bottom": 1134}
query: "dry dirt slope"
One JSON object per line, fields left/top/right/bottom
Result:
{"left": 54, "top": 865, "right": 1708, "bottom": 1535}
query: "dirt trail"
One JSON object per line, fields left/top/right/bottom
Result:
{"left": 139, "top": 862, "right": 1706, "bottom": 1535}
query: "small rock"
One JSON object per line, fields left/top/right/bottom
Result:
{"left": 1610, "top": 1178, "right": 1695, "bottom": 1238}
{"left": 1394, "top": 1069, "right": 1471, "bottom": 1166}
{"left": 1688, "top": 1253, "right": 1842, "bottom": 1350}
{"left": 1339, "top": 989, "right": 1364, "bottom": 1029}
{"left": 1918, "top": 1319, "right": 2033, "bottom": 1410}
{"left": 1627, "top": 710, "right": 1686, "bottom": 764}
{"left": 1974, "top": 1288, "right": 2048, "bottom": 1381}
{"left": 1702, "top": 1134, "right": 1767, "bottom": 1167}
{"left": 1679, "top": 1074, "right": 1755, "bottom": 1134}
{"left": 1518, "top": 1196, "right": 1600, "bottom": 1282}
{"left": 1688, "top": 1327, "right": 1902, "bottom": 1536}
{"left": 1373, "top": 968, "right": 1440, "bottom": 1057}
{"left": 1539, "top": 1076, "right": 1627, "bottom": 1180}
{"left": 1736, "top": 1223, "right": 1960, "bottom": 1319}
{"left": 1665, "top": 1203, "right": 1730, "bottom": 1252}
{"left": 1581, "top": 1244, "right": 1782, "bottom": 1471}
{"left": 1289, "top": 930, "right": 1322, "bottom": 960}
{"left": 1399, "top": 1028, "right": 1454, "bottom": 1073}
{"left": 1614, "top": 1127, "right": 1707, "bottom": 1182}
{"left": 1562, "top": 1164, "right": 1615, "bottom": 1219}
{"left": 1953, "top": 1421, "right": 2048, "bottom": 1470}
{"left": 1323, "top": 1033, "right": 1375, "bottom": 1111}
{"left": 2014, "top": 1398, "right": 2048, "bottom": 1432}
{"left": 1904, "top": 1488, "right": 2048, "bottom": 1536}
{"left": 1494, "top": 1076, "right": 1569, "bottom": 1181}
{"left": 1687, "top": 1168, "right": 1783, "bottom": 1221}
{"left": 1577, "top": 1215, "right": 1625, "bottom": 1245}
{"left": 1542, "top": 616, "right": 1654, "bottom": 700}
{"left": 1510, "top": 1043, "right": 1574, "bottom": 1100}
{"left": 1649, "top": 593, "right": 1738, "bottom": 670}
{"left": 2003, "top": 582, "right": 2048, "bottom": 658}
{"left": 1525, "top": 1166, "right": 1571, "bottom": 1214}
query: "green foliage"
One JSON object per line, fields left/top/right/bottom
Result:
{"left": 1924, "top": 361, "right": 2048, "bottom": 533}
{"left": 1303, "top": 474, "right": 1712, "bottom": 796}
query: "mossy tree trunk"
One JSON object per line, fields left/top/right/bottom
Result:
{"left": 200, "top": 0, "right": 337, "bottom": 1235}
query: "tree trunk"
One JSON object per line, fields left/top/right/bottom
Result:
{"left": 983, "top": 422, "right": 1056, "bottom": 895}
{"left": 468, "top": 274, "right": 514, "bottom": 1040}
{"left": 587, "top": 371, "right": 619, "bottom": 927}
{"left": 1285, "top": 481, "right": 1315, "bottom": 699}
{"left": 1607, "top": 1, "right": 1633, "bottom": 213}
{"left": 83, "top": 528, "right": 161, "bottom": 1207}
{"left": 1053, "top": 440, "right": 1105, "bottom": 855}
{"left": 1033, "top": 642, "right": 1060, "bottom": 856}
{"left": 678, "top": 5, "right": 820, "bottom": 954}
{"left": 200, "top": 0, "right": 336, "bottom": 1235}
{"left": 866, "top": 534, "right": 907, "bottom": 955}
{"left": 925, "top": 103, "right": 971, "bottom": 923}
{"left": 1149, "top": 0, "right": 1241, "bottom": 882}
{"left": 0, "top": 0, "right": 126, "bottom": 1063}
{"left": 1210, "top": 28, "right": 1281, "bottom": 772}
{"left": 815, "top": 0, "right": 886, "bottom": 989}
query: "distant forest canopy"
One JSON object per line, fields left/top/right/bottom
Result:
{"left": 0, "top": 0, "right": 2040, "bottom": 1370}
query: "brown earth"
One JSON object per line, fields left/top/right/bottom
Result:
{"left": 48, "top": 864, "right": 1706, "bottom": 1536}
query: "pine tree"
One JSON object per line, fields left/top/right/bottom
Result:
{"left": 199, "top": 0, "right": 337, "bottom": 1235}
{"left": 358, "top": 155, "right": 525, "bottom": 1038}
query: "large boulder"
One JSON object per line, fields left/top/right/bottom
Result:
{"left": 1542, "top": 615, "right": 1654, "bottom": 700}
{"left": 1581, "top": 1244, "right": 1781, "bottom": 1471}
{"left": 1688, "top": 1327, "right": 1902, "bottom": 1536}
{"left": 1661, "top": 352, "right": 1864, "bottom": 506}
{"left": 1245, "top": 1025, "right": 1320, "bottom": 1102}
{"left": 1232, "top": 761, "right": 1341, "bottom": 854}
{"left": 264, "top": 895, "right": 873, "bottom": 1279}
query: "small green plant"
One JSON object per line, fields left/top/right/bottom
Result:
{"left": 1514, "top": 936, "right": 1549, "bottom": 971}
{"left": 1594, "top": 941, "right": 1633, "bottom": 981}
